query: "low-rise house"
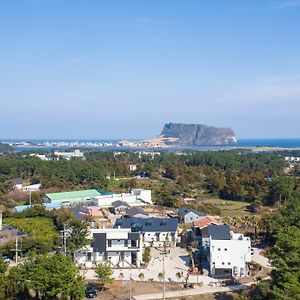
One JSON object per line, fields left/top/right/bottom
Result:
{"left": 125, "top": 207, "right": 148, "bottom": 218}
{"left": 114, "top": 217, "right": 178, "bottom": 248}
{"left": 112, "top": 200, "right": 130, "bottom": 214}
{"left": 21, "top": 183, "right": 41, "bottom": 192}
{"left": 75, "top": 228, "right": 143, "bottom": 267}
{"left": 11, "top": 178, "right": 23, "bottom": 190}
{"left": 200, "top": 224, "right": 251, "bottom": 278}
{"left": 178, "top": 207, "right": 205, "bottom": 223}
{"left": 128, "top": 164, "right": 137, "bottom": 172}
{"left": 69, "top": 205, "right": 92, "bottom": 221}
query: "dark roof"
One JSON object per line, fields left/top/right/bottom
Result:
{"left": 178, "top": 207, "right": 205, "bottom": 217}
{"left": 69, "top": 205, "right": 90, "bottom": 221}
{"left": 112, "top": 200, "right": 130, "bottom": 208}
{"left": 11, "top": 177, "right": 22, "bottom": 186}
{"left": 201, "top": 224, "right": 231, "bottom": 240}
{"left": 114, "top": 217, "right": 178, "bottom": 232}
{"left": 125, "top": 207, "right": 148, "bottom": 217}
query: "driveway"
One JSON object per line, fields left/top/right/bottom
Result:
{"left": 251, "top": 247, "right": 272, "bottom": 268}
{"left": 85, "top": 247, "right": 218, "bottom": 286}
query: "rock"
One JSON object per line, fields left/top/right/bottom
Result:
{"left": 160, "top": 123, "right": 237, "bottom": 146}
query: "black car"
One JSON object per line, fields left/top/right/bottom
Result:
{"left": 85, "top": 284, "right": 97, "bottom": 298}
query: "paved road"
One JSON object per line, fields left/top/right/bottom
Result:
{"left": 133, "top": 283, "right": 251, "bottom": 300}
{"left": 85, "top": 247, "right": 218, "bottom": 285}
{"left": 251, "top": 247, "right": 272, "bottom": 268}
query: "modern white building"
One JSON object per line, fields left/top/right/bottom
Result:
{"left": 75, "top": 228, "right": 143, "bottom": 268}
{"left": 114, "top": 218, "right": 178, "bottom": 248}
{"left": 54, "top": 149, "right": 84, "bottom": 160}
{"left": 21, "top": 183, "right": 41, "bottom": 192}
{"left": 91, "top": 189, "right": 152, "bottom": 208}
{"left": 201, "top": 225, "right": 251, "bottom": 278}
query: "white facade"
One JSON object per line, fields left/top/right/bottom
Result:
{"left": 91, "top": 189, "right": 152, "bottom": 208}
{"left": 209, "top": 232, "right": 251, "bottom": 278}
{"left": 128, "top": 164, "right": 137, "bottom": 171}
{"left": 182, "top": 211, "right": 205, "bottom": 224}
{"left": 141, "top": 231, "right": 177, "bottom": 248}
{"left": 21, "top": 183, "right": 41, "bottom": 192}
{"left": 75, "top": 228, "right": 143, "bottom": 268}
{"left": 54, "top": 149, "right": 84, "bottom": 160}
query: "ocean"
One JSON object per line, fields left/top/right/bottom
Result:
{"left": 1, "top": 138, "right": 300, "bottom": 151}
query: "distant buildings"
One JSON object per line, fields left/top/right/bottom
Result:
{"left": 11, "top": 178, "right": 41, "bottom": 192}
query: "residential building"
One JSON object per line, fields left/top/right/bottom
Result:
{"left": 112, "top": 200, "right": 130, "bottom": 214}
{"left": 178, "top": 207, "right": 206, "bottom": 223}
{"left": 125, "top": 207, "right": 148, "bottom": 218}
{"left": 21, "top": 183, "right": 41, "bottom": 192}
{"left": 200, "top": 224, "right": 251, "bottom": 278}
{"left": 75, "top": 228, "right": 143, "bottom": 267}
{"left": 11, "top": 178, "right": 23, "bottom": 190}
{"left": 114, "top": 217, "right": 178, "bottom": 247}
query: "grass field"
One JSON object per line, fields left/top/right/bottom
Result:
{"left": 198, "top": 198, "right": 253, "bottom": 217}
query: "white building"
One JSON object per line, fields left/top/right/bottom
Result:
{"left": 29, "top": 153, "right": 49, "bottom": 160}
{"left": 21, "top": 183, "right": 41, "bottom": 192}
{"left": 54, "top": 149, "right": 84, "bottom": 160}
{"left": 75, "top": 228, "right": 143, "bottom": 268}
{"left": 91, "top": 189, "right": 152, "bottom": 208}
{"left": 128, "top": 164, "right": 137, "bottom": 172}
{"left": 178, "top": 207, "right": 206, "bottom": 224}
{"left": 114, "top": 218, "right": 178, "bottom": 248}
{"left": 201, "top": 225, "right": 251, "bottom": 278}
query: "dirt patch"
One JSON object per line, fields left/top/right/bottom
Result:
{"left": 92, "top": 281, "right": 184, "bottom": 300}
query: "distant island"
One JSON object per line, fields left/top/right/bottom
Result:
{"left": 141, "top": 123, "right": 237, "bottom": 147}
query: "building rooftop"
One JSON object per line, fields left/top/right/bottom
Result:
{"left": 202, "top": 224, "right": 231, "bottom": 240}
{"left": 125, "top": 207, "right": 148, "bottom": 217}
{"left": 112, "top": 200, "right": 130, "bottom": 208}
{"left": 193, "top": 216, "right": 219, "bottom": 229}
{"left": 114, "top": 217, "right": 178, "bottom": 232}
{"left": 44, "top": 189, "right": 102, "bottom": 201}
{"left": 178, "top": 207, "right": 205, "bottom": 217}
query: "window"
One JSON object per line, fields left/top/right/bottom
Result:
{"left": 218, "top": 248, "right": 221, "bottom": 251}
{"left": 108, "top": 240, "right": 112, "bottom": 247}
{"left": 228, "top": 262, "right": 231, "bottom": 265}
{"left": 222, "top": 262, "right": 225, "bottom": 265}
{"left": 87, "top": 252, "right": 92, "bottom": 262}
{"left": 224, "top": 248, "right": 227, "bottom": 251}
{"left": 117, "top": 240, "right": 120, "bottom": 242}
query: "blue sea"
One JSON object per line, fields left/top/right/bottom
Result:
{"left": 1, "top": 138, "right": 300, "bottom": 151}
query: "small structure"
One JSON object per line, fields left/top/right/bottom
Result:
{"left": 200, "top": 224, "right": 251, "bottom": 278}
{"left": 125, "top": 207, "right": 148, "bottom": 218}
{"left": 11, "top": 178, "right": 23, "bottom": 190}
{"left": 14, "top": 202, "right": 62, "bottom": 213}
{"left": 178, "top": 207, "right": 206, "bottom": 224}
{"left": 75, "top": 228, "right": 143, "bottom": 267}
{"left": 21, "top": 183, "right": 41, "bottom": 192}
{"left": 115, "top": 217, "right": 178, "bottom": 248}
{"left": 69, "top": 205, "right": 92, "bottom": 221}
{"left": 128, "top": 164, "right": 137, "bottom": 172}
{"left": 111, "top": 200, "right": 130, "bottom": 214}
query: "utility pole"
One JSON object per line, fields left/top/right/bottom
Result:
{"left": 63, "top": 223, "right": 67, "bottom": 255}
{"left": 129, "top": 264, "right": 132, "bottom": 300}
{"left": 15, "top": 235, "right": 19, "bottom": 264}
{"left": 29, "top": 190, "right": 32, "bottom": 206}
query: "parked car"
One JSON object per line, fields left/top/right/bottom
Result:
{"left": 85, "top": 284, "right": 97, "bottom": 298}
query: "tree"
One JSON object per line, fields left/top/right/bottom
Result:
{"left": 158, "top": 272, "right": 164, "bottom": 282}
{"left": 142, "top": 247, "right": 151, "bottom": 264}
{"left": 67, "top": 219, "right": 90, "bottom": 261}
{"left": 138, "top": 272, "right": 145, "bottom": 281}
{"left": 94, "top": 262, "right": 113, "bottom": 289}
{"left": 5, "top": 253, "right": 85, "bottom": 300}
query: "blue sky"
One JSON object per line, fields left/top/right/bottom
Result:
{"left": 0, "top": 0, "right": 300, "bottom": 139}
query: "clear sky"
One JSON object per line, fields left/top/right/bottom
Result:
{"left": 0, "top": 0, "right": 300, "bottom": 139}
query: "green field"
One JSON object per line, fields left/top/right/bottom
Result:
{"left": 198, "top": 198, "right": 252, "bottom": 217}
